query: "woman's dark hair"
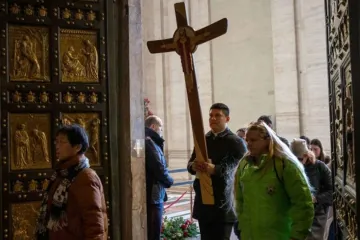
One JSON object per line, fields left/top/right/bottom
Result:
{"left": 237, "top": 128, "right": 246, "bottom": 133}
{"left": 300, "top": 135, "right": 310, "bottom": 146}
{"left": 310, "top": 138, "right": 326, "bottom": 162}
{"left": 56, "top": 124, "right": 89, "bottom": 154}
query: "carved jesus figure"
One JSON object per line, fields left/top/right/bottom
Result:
{"left": 81, "top": 40, "right": 98, "bottom": 80}
{"left": 18, "top": 35, "right": 41, "bottom": 78}
{"left": 89, "top": 118, "right": 100, "bottom": 163}
{"left": 14, "top": 123, "right": 31, "bottom": 168}
{"left": 62, "top": 46, "right": 86, "bottom": 79}
{"left": 31, "top": 128, "right": 50, "bottom": 163}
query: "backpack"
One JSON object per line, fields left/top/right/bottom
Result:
{"left": 238, "top": 157, "right": 285, "bottom": 185}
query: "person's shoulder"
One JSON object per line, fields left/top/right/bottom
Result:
{"left": 76, "top": 168, "right": 102, "bottom": 185}
{"left": 280, "top": 156, "right": 299, "bottom": 171}
{"left": 316, "top": 160, "right": 330, "bottom": 170}
{"left": 145, "top": 137, "right": 157, "bottom": 149}
{"left": 145, "top": 136, "right": 154, "bottom": 144}
{"left": 71, "top": 168, "right": 104, "bottom": 198}
{"left": 227, "top": 133, "right": 246, "bottom": 147}
{"left": 225, "top": 130, "right": 240, "bottom": 140}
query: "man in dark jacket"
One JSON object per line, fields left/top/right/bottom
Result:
{"left": 187, "top": 103, "right": 247, "bottom": 240}
{"left": 145, "top": 115, "right": 174, "bottom": 240}
{"left": 258, "top": 115, "right": 290, "bottom": 147}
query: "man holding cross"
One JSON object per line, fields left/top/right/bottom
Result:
{"left": 187, "top": 103, "right": 247, "bottom": 240}
{"left": 146, "top": 2, "right": 242, "bottom": 239}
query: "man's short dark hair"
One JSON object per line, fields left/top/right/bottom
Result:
{"left": 56, "top": 124, "right": 89, "bottom": 154}
{"left": 210, "top": 103, "right": 230, "bottom": 117}
{"left": 145, "top": 115, "right": 161, "bottom": 128}
{"left": 257, "top": 115, "right": 272, "bottom": 126}
{"left": 300, "top": 135, "right": 310, "bottom": 146}
{"left": 237, "top": 128, "right": 246, "bottom": 133}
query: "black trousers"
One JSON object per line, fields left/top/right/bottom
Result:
{"left": 199, "top": 221, "right": 234, "bottom": 240}
{"left": 233, "top": 221, "right": 241, "bottom": 239}
{"left": 147, "top": 203, "right": 164, "bottom": 240}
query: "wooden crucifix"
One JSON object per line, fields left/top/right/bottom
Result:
{"left": 147, "top": 2, "right": 228, "bottom": 205}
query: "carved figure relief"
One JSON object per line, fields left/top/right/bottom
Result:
{"left": 62, "top": 8, "right": 72, "bottom": 19}
{"left": 13, "top": 180, "right": 24, "bottom": 193}
{"left": 61, "top": 113, "right": 100, "bottom": 165}
{"left": 9, "top": 25, "right": 50, "bottom": 82}
{"left": 9, "top": 4, "right": 21, "bottom": 15}
{"left": 75, "top": 10, "right": 84, "bottom": 20}
{"left": 28, "top": 180, "right": 38, "bottom": 192}
{"left": 60, "top": 29, "right": 99, "bottom": 82}
{"left": 89, "top": 92, "right": 98, "bottom": 104}
{"left": 62, "top": 46, "right": 86, "bottom": 79}
{"left": 344, "top": 65, "right": 355, "bottom": 182}
{"left": 89, "top": 118, "right": 100, "bottom": 162}
{"left": 12, "top": 202, "right": 41, "bottom": 240}
{"left": 87, "top": 11, "right": 96, "bottom": 21}
{"left": 12, "top": 91, "right": 22, "bottom": 103}
{"left": 31, "top": 127, "right": 50, "bottom": 163}
{"left": 10, "top": 114, "right": 51, "bottom": 170}
{"left": 63, "top": 92, "right": 74, "bottom": 103}
{"left": 334, "top": 82, "right": 343, "bottom": 171}
{"left": 78, "top": 92, "right": 86, "bottom": 103}
{"left": 41, "top": 179, "right": 49, "bottom": 191}
{"left": 27, "top": 91, "right": 36, "bottom": 103}
{"left": 14, "top": 123, "right": 32, "bottom": 168}
{"left": 40, "top": 92, "right": 49, "bottom": 103}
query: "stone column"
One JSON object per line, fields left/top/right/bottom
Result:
{"left": 142, "top": 0, "right": 166, "bottom": 121}
{"left": 294, "top": 0, "right": 330, "bottom": 151}
{"left": 271, "top": 0, "right": 301, "bottom": 138}
{"left": 118, "top": 0, "right": 147, "bottom": 239}
{"left": 210, "top": 0, "right": 276, "bottom": 129}
{"left": 189, "top": 0, "right": 213, "bottom": 136}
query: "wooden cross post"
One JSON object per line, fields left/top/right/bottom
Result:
{"left": 147, "top": 2, "right": 228, "bottom": 205}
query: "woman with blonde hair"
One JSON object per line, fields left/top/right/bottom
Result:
{"left": 234, "top": 121, "right": 314, "bottom": 240}
{"left": 291, "top": 138, "right": 333, "bottom": 240}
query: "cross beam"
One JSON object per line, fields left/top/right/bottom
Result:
{"left": 147, "top": 2, "right": 228, "bottom": 205}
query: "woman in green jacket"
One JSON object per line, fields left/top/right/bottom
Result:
{"left": 235, "top": 121, "right": 314, "bottom": 240}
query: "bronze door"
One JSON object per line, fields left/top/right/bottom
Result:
{"left": 0, "top": 1, "right": 112, "bottom": 239}
{"left": 325, "top": 0, "right": 360, "bottom": 239}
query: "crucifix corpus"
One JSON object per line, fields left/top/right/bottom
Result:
{"left": 147, "top": 2, "right": 228, "bottom": 205}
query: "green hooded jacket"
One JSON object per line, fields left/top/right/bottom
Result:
{"left": 235, "top": 154, "right": 314, "bottom": 240}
